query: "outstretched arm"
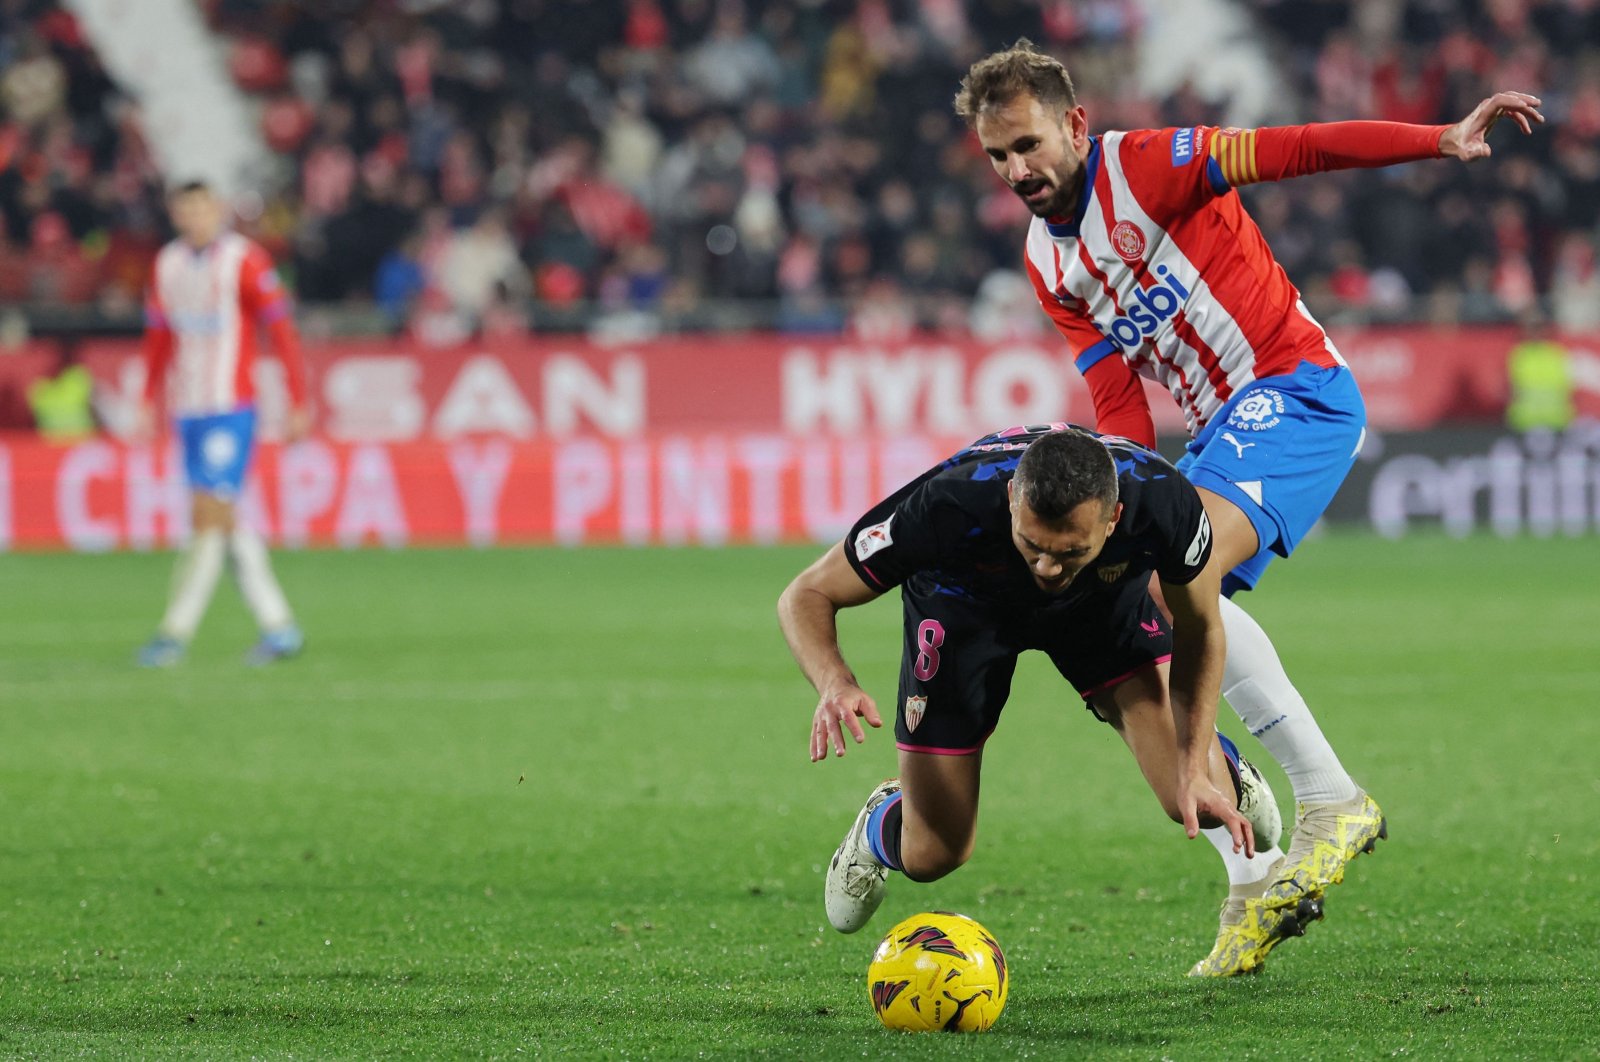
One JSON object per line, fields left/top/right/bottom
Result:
{"left": 1211, "top": 91, "right": 1544, "bottom": 187}
{"left": 777, "top": 542, "right": 886, "bottom": 761}
{"left": 1160, "top": 551, "right": 1248, "bottom": 852}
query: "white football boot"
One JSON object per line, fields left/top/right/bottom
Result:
{"left": 1235, "top": 755, "right": 1283, "bottom": 852}
{"left": 824, "top": 779, "right": 901, "bottom": 933}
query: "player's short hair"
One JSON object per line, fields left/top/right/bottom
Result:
{"left": 169, "top": 179, "right": 212, "bottom": 199}
{"left": 1013, "top": 429, "right": 1119, "bottom": 521}
{"left": 954, "top": 38, "right": 1077, "bottom": 128}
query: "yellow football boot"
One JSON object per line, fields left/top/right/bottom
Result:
{"left": 1187, "top": 857, "right": 1326, "bottom": 977}
{"left": 1262, "top": 791, "right": 1388, "bottom": 911}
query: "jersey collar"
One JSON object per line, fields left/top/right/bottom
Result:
{"left": 1043, "top": 136, "right": 1101, "bottom": 240}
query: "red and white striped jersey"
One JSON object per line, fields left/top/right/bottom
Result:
{"left": 144, "top": 232, "right": 307, "bottom": 417}
{"left": 1025, "top": 121, "right": 1445, "bottom": 445}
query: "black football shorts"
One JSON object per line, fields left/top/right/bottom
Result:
{"left": 893, "top": 578, "right": 1172, "bottom": 754}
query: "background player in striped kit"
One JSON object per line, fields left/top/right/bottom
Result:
{"left": 955, "top": 40, "right": 1542, "bottom": 974}
{"left": 136, "top": 181, "right": 310, "bottom": 668}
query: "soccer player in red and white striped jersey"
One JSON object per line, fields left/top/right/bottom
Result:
{"left": 955, "top": 40, "right": 1542, "bottom": 975}
{"left": 136, "top": 181, "right": 311, "bottom": 668}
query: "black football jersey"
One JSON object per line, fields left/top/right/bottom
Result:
{"left": 842, "top": 424, "right": 1212, "bottom": 608}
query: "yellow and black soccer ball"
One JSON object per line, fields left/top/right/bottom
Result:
{"left": 866, "top": 911, "right": 1008, "bottom": 1032}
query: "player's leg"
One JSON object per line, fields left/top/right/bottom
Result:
{"left": 1087, "top": 663, "right": 1322, "bottom": 976}
{"left": 231, "top": 528, "right": 303, "bottom": 665}
{"left": 1046, "top": 582, "right": 1300, "bottom": 976}
{"left": 1046, "top": 581, "right": 1281, "bottom": 857}
{"left": 1175, "top": 367, "right": 1365, "bottom": 804}
{"left": 824, "top": 592, "right": 1013, "bottom": 933}
{"left": 209, "top": 410, "right": 304, "bottom": 664}
{"left": 885, "top": 746, "right": 983, "bottom": 883}
{"left": 1180, "top": 367, "right": 1387, "bottom": 919}
{"left": 1189, "top": 486, "right": 1362, "bottom": 805}
{"left": 139, "top": 416, "right": 234, "bottom": 666}
{"left": 167, "top": 491, "right": 234, "bottom": 635}
{"left": 1087, "top": 660, "right": 1283, "bottom": 876}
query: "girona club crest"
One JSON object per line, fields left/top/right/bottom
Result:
{"left": 1111, "top": 220, "right": 1146, "bottom": 263}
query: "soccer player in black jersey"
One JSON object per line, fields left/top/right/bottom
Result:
{"left": 779, "top": 425, "right": 1316, "bottom": 975}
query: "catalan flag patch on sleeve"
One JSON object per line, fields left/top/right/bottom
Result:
{"left": 1209, "top": 126, "right": 1259, "bottom": 186}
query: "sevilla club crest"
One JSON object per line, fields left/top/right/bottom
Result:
{"left": 904, "top": 695, "right": 927, "bottom": 733}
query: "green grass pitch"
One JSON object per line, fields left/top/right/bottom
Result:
{"left": 2, "top": 534, "right": 1598, "bottom": 1059}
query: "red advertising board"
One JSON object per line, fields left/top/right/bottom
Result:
{"left": 3, "top": 327, "right": 1598, "bottom": 549}
{"left": 3, "top": 326, "right": 1596, "bottom": 441}
{"left": 0, "top": 435, "right": 975, "bottom": 550}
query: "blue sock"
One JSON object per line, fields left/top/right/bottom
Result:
{"left": 865, "top": 792, "right": 903, "bottom": 871}
{"left": 1216, "top": 731, "right": 1244, "bottom": 803}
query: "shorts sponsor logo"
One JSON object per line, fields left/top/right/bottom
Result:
{"left": 1111, "top": 220, "right": 1146, "bottom": 263}
{"left": 1227, "top": 389, "right": 1285, "bottom": 432}
{"left": 1097, "top": 561, "right": 1129, "bottom": 583}
{"left": 1171, "top": 126, "right": 1196, "bottom": 165}
{"left": 201, "top": 427, "right": 239, "bottom": 470}
{"left": 854, "top": 514, "right": 895, "bottom": 561}
{"left": 904, "top": 695, "right": 927, "bottom": 733}
{"left": 1184, "top": 511, "right": 1212, "bottom": 568}
{"left": 1139, "top": 618, "right": 1163, "bottom": 637}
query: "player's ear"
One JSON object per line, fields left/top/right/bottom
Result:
{"left": 1106, "top": 501, "right": 1124, "bottom": 531}
{"left": 1067, "top": 106, "right": 1089, "bottom": 150}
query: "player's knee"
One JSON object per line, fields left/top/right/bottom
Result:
{"left": 192, "top": 494, "right": 235, "bottom": 531}
{"left": 901, "top": 852, "right": 965, "bottom": 883}
{"left": 900, "top": 837, "right": 973, "bottom": 882}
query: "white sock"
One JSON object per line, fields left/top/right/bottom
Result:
{"left": 1203, "top": 827, "right": 1283, "bottom": 886}
{"left": 1219, "top": 596, "right": 1361, "bottom": 805}
{"left": 159, "top": 528, "right": 227, "bottom": 642}
{"left": 229, "top": 526, "right": 294, "bottom": 633}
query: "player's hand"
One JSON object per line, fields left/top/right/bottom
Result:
{"left": 1177, "top": 770, "right": 1256, "bottom": 859}
{"left": 810, "top": 683, "right": 882, "bottom": 762}
{"left": 285, "top": 406, "right": 312, "bottom": 443}
{"left": 1439, "top": 91, "right": 1544, "bottom": 162}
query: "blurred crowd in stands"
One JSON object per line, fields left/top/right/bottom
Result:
{"left": 1, "top": 0, "right": 1598, "bottom": 340}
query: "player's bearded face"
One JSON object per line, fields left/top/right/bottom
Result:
{"left": 1008, "top": 491, "right": 1123, "bottom": 595}
{"left": 976, "top": 95, "right": 1091, "bottom": 221}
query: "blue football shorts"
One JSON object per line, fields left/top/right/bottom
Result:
{"left": 1176, "top": 361, "right": 1366, "bottom": 595}
{"left": 176, "top": 406, "right": 258, "bottom": 499}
